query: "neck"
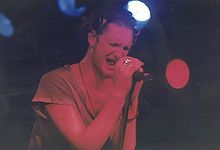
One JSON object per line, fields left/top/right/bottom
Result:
{"left": 80, "top": 56, "right": 106, "bottom": 89}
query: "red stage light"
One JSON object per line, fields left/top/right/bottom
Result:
{"left": 166, "top": 58, "right": 190, "bottom": 89}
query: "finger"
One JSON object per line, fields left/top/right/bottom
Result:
{"left": 125, "top": 57, "right": 144, "bottom": 69}
{"left": 124, "top": 57, "right": 144, "bottom": 74}
{"left": 115, "top": 57, "right": 144, "bottom": 80}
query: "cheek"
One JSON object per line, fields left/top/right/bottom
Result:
{"left": 123, "top": 51, "right": 129, "bottom": 56}
{"left": 97, "top": 41, "right": 105, "bottom": 48}
{"left": 95, "top": 42, "right": 110, "bottom": 55}
{"left": 93, "top": 48, "right": 106, "bottom": 64}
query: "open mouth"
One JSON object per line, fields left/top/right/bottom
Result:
{"left": 106, "top": 58, "right": 117, "bottom": 66}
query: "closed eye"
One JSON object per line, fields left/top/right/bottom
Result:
{"left": 123, "top": 46, "right": 130, "bottom": 51}
{"left": 109, "top": 43, "right": 130, "bottom": 51}
{"left": 109, "top": 43, "right": 120, "bottom": 47}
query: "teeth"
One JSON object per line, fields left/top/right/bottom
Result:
{"left": 106, "top": 58, "right": 116, "bottom": 65}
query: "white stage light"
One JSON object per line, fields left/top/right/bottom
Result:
{"left": 127, "top": 0, "right": 151, "bottom": 22}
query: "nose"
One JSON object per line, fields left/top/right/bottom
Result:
{"left": 114, "top": 48, "right": 128, "bottom": 59}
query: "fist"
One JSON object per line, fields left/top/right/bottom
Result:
{"left": 112, "top": 56, "right": 144, "bottom": 95}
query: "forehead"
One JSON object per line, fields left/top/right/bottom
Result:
{"left": 101, "top": 23, "right": 133, "bottom": 45}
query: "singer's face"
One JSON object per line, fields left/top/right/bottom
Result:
{"left": 90, "top": 23, "right": 133, "bottom": 78}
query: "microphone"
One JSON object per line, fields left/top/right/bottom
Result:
{"left": 133, "top": 71, "right": 153, "bottom": 82}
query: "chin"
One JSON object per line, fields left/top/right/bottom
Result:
{"left": 100, "top": 65, "right": 115, "bottom": 78}
{"left": 102, "top": 69, "right": 114, "bottom": 78}
{"left": 102, "top": 72, "right": 114, "bottom": 78}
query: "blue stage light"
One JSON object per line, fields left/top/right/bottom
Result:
{"left": 0, "top": 13, "right": 14, "bottom": 37}
{"left": 57, "top": 0, "right": 86, "bottom": 17}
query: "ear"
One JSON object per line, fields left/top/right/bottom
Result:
{"left": 88, "top": 30, "right": 97, "bottom": 47}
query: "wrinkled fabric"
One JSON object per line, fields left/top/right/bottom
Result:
{"left": 28, "top": 64, "right": 114, "bottom": 150}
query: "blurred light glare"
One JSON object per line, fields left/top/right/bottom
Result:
{"left": 127, "top": 0, "right": 151, "bottom": 22}
{"left": 0, "top": 13, "right": 14, "bottom": 37}
{"left": 57, "top": 0, "right": 86, "bottom": 17}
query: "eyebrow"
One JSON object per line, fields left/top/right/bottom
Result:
{"left": 109, "top": 42, "right": 131, "bottom": 51}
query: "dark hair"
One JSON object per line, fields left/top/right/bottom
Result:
{"left": 81, "top": 7, "right": 140, "bottom": 45}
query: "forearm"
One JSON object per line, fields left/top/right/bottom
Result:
{"left": 123, "top": 119, "right": 136, "bottom": 150}
{"left": 78, "top": 98, "right": 124, "bottom": 150}
{"left": 123, "top": 96, "right": 138, "bottom": 150}
{"left": 110, "top": 99, "right": 138, "bottom": 150}
{"left": 45, "top": 95, "right": 126, "bottom": 150}
{"left": 110, "top": 114, "right": 137, "bottom": 150}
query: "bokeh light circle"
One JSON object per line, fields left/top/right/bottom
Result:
{"left": 166, "top": 58, "right": 190, "bottom": 89}
{"left": 127, "top": 0, "right": 151, "bottom": 21}
{"left": 0, "top": 13, "right": 14, "bottom": 37}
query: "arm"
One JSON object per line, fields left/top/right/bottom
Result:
{"left": 123, "top": 78, "right": 143, "bottom": 150}
{"left": 111, "top": 81, "right": 143, "bottom": 150}
{"left": 45, "top": 94, "right": 125, "bottom": 150}
{"left": 122, "top": 99, "right": 138, "bottom": 150}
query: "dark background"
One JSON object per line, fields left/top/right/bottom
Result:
{"left": 0, "top": 0, "right": 219, "bottom": 149}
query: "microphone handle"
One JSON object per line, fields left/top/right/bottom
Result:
{"left": 133, "top": 71, "right": 153, "bottom": 82}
